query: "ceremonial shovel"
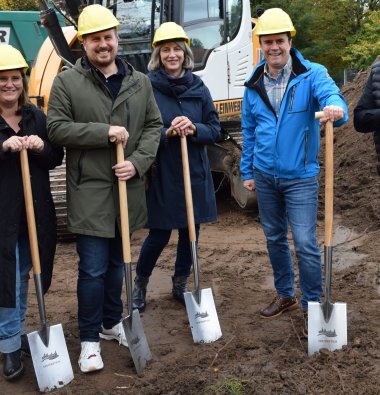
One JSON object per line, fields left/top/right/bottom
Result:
{"left": 180, "top": 136, "right": 222, "bottom": 343}
{"left": 308, "top": 112, "right": 347, "bottom": 356}
{"left": 115, "top": 141, "right": 152, "bottom": 374}
{"left": 20, "top": 148, "right": 73, "bottom": 392}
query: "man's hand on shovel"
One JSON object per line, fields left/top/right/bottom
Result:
{"left": 318, "top": 105, "right": 345, "bottom": 123}
{"left": 109, "top": 126, "right": 136, "bottom": 181}
{"left": 113, "top": 160, "right": 136, "bottom": 181}
{"left": 108, "top": 125, "right": 129, "bottom": 148}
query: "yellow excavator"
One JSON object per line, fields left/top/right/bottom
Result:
{"left": 29, "top": 0, "right": 261, "bottom": 237}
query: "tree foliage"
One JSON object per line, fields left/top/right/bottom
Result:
{"left": 0, "top": 0, "right": 39, "bottom": 10}
{"left": 343, "top": 10, "right": 380, "bottom": 69}
{"left": 250, "top": 0, "right": 380, "bottom": 79}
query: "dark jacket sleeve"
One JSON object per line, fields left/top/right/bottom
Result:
{"left": 27, "top": 109, "right": 64, "bottom": 169}
{"left": 354, "top": 67, "right": 380, "bottom": 133}
{"left": 192, "top": 84, "right": 221, "bottom": 145}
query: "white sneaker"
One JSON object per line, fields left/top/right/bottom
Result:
{"left": 78, "top": 342, "right": 104, "bottom": 373}
{"left": 99, "top": 322, "right": 128, "bottom": 348}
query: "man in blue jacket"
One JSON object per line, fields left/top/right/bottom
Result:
{"left": 240, "top": 8, "right": 348, "bottom": 337}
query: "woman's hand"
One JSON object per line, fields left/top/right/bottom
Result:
{"left": 165, "top": 116, "right": 196, "bottom": 138}
{"left": 2, "top": 135, "right": 27, "bottom": 152}
{"left": 26, "top": 135, "right": 44, "bottom": 153}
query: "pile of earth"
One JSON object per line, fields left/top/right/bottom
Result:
{"left": 323, "top": 68, "right": 380, "bottom": 231}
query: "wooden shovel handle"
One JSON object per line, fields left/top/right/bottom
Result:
{"left": 324, "top": 120, "right": 334, "bottom": 246}
{"left": 180, "top": 136, "right": 196, "bottom": 242}
{"left": 20, "top": 149, "right": 42, "bottom": 275}
{"left": 115, "top": 142, "right": 131, "bottom": 263}
{"left": 315, "top": 112, "right": 334, "bottom": 247}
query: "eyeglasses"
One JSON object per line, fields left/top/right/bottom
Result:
{"left": 0, "top": 76, "right": 23, "bottom": 86}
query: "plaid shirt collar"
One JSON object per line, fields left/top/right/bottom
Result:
{"left": 263, "top": 56, "right": 293, "bottom": 116}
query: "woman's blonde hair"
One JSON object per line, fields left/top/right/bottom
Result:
{"left": 147, "top": 40, "right": 194, "bottom": 72}
{"left": 17, "top": 73, "right": 32, "bottom": 113}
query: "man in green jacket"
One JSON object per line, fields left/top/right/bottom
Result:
{"left": 47, "top": 4, "right": 162, "bottom": 373}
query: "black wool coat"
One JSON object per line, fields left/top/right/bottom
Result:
{"left": 0, "top": 104, "right": 64, "bottom": 307}
{"left": 354, "top": 61, "right": 380, "bottom": 176}
{"left": 145, "top": 70, "right": 221, "bottom": 229}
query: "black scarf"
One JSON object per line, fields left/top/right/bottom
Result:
{"left": 159, "top": 68, "right": 194, "bottom": 95}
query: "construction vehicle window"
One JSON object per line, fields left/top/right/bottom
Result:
{"left": 116, "top": 0, "right": 160, "bottom": 41}
{"left": 184, "top": 0, "right": 220, "bottom": 23}
{"left": 186, "top": 22, "right": 224, "bottom": 71}
{"left": 227, "top": 0, "right": 242, "bottom": 41}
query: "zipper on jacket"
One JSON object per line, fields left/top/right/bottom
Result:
{"left": 289, "top": 86, "right": 296, "bottom": 110}
{"left": 125, "top": 101, "right": 131, "bottom": 132}
{"left": 76, "top": 151, "right": 85, "bottom": 186}
{"left": 304, "top": 130, "right": 309, "bottom": 168}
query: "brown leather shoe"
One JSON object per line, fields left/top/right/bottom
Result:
{"left": 260, "top": 295, "right": 298, "bottom": 318}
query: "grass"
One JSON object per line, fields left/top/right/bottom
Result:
{"left": 206, "top": 378, "right": 246, "bottom": 395}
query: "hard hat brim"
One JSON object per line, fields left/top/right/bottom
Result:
{"left": 77, "top": 24, "right": 119, "bottom": 41}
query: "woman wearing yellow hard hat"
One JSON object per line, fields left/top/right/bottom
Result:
{"left": 0, "top": 44, "right": 63, "bottom": 380}
{"left": 132, "top": 22, "right": 221, "bottom": 311}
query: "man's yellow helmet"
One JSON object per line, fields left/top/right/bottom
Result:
{"left": 254, "top": 8, "right": 296, "bottom": 37}
{"left": 77, "top": 4, "right": 119, "bottom": 41}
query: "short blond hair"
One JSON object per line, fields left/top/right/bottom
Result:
{"left": 148, "top": 40, "right": 194, "bottom": 71}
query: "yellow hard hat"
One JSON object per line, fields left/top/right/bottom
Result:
{"left": 0, "top": 44, "right": 28, "bottom": 73}
{"left": 152, "top": 22, "right": 190, "bottom": 48}
{"left": 77, "top": 4, "right": 119, "bottom": 41}
{"left": 254, "top": 8, "right": 296, "bottom": 37}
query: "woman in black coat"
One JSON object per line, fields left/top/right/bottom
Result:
{"left": 0, "top": 45, "right": 63, "bottom": 381}
{"left": 132, "top": 22, "right": 221, "bottom": 311}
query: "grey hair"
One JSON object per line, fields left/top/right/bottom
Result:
{"left": 147, "top": 40, "right": 194, "bottom": 71}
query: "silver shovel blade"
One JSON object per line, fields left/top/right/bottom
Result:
{"left": 184, "top": 288, "right": 222, "bottom": 343}
{"left": 28, "top": 324, "right": 74, "bottom": 392}
{"left": 122, "top": 309, "right": 152, "bottom": 375}
{"left": 308, "top": 301, "right": 347, "bottom": 356}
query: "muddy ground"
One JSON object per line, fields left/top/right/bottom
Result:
{"left": 1, "top": 70, "right": 380, "bottom": 394}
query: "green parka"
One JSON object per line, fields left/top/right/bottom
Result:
{"left": 47, "top": 58, "right": 162, "bottom": 237}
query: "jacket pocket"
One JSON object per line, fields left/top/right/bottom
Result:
{"left": 288, "top": 81, "right": 310, "bottom": 113}
{"left": 76, "top": 151, "right": 85, "bottom": 187}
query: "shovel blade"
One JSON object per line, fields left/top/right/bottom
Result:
{"left": 28, "top": 324, "right": 74, "bottom": 392}
{"left": 184, "top": 288, "right": 222, "bottom": 343}
{"left": 122, "top": 309, "right": 152, "bottom": 374}
{"left": 308, "top": 301, "right": 347, "bottom": 356}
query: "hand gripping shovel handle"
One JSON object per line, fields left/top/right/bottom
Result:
{"left": 20, "top": 149, "right": 49, "bottom": 346}
{"left": 315, "top": 112, "right": 334, "bottom": 319}
{"left": 180, "top": 136, "right": 200, "bottom": 297}
{"left": 115, "top": 142, "right": 133, "bottom": 318}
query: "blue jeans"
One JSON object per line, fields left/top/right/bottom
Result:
{"left": 136, "top": 226, "right": 200, "bottom": 278}
{"left": 0, "top": 234, "right": 31, "bottom": 353}
{"left": 254, "top": 170, "right": 322, "bottom": 310}
{"left": 76, "top": 231, "right": 124, "bottom": 342}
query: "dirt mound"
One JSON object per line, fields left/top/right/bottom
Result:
{"left": 323, "top": 68, "right": 380, "bottom": 231}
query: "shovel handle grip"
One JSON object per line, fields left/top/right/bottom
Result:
{"left": 20, "top": 149, "right": 42, "bottom": 275}
{"left": 180, "top": 136, "right": 196, "bottom": 242}
{"left": 116, "top": 142, "right": 131, "bottom": 263}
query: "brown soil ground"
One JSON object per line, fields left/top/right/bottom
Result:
{"left": 1, "top": 70, "right": 380, "bottom": 395}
